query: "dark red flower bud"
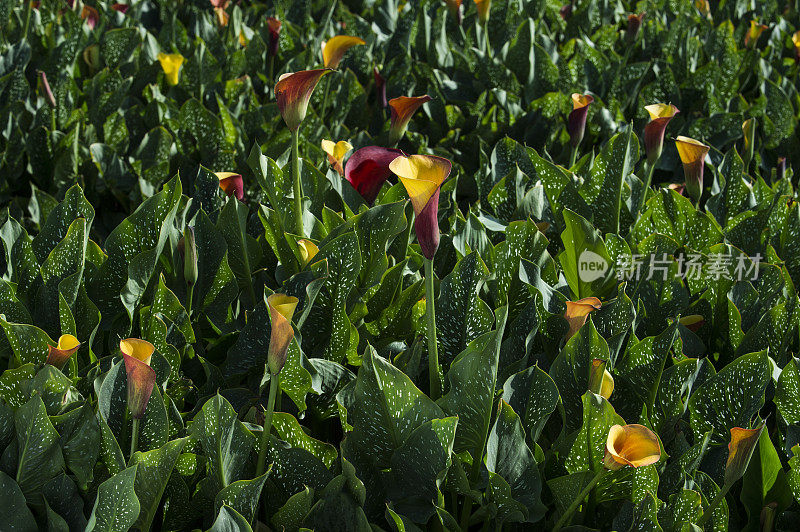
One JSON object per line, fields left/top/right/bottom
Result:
{"left": 374, "top": 67, "right": 387, "bottom": 108}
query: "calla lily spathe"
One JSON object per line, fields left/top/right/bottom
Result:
{"left": 567, "top": 94, "right": 593, "bottom": 148}
{"left": 589, "top": 359, "right": 614, "bottom": 399}
{"left": 675, "top": 136, "right": 710, "bottom": 203}
{"left": 216, "top": 172, "right": 244, "bottom": 200}
{"left": 321, "top": 139, "right": 353, "bottom": 176}
{"left": 474, "top": 0, "right": 491, "bottom": 23}
{"left": 158, "top": 53, "right": 184, "bottom": 86}
{"left": 625, "top": 13, "right": 645, "bottom": 42}
{"left": 345, "top": 146, "right": 405, "bottom": 205}
{"left": 725, "top": 424, "right": 765, "bottom": 486}
{"left": 46, "top": 334, "right": 81, "bottom": 369}
{"left": 297, "top": 239, "right": 319, "bottom": 266}
{"left": 275, "top": 69, "right": 331, "bottom": 132}
{"left": 120, "top": 338, "right": 155, "bottom": 366}
{"left": 81, "top": 5, "right": 99, "bottom": 29}
{"left": 742, "top": 118, "right": 756, "bottom": 166}
{"left": 793, "top": 31, "right": 800, "bottom": 61}
{"left": 373, "top": 67, "right": 387, "bottom": 108}
{"left": 267, "top": 17, "right": 282, "bottom": 57}
{"left": 745, "top": 20, "right": 768, "bottom": 48}
{"left": 679, "top": 314, "right": 704, "bottom": 332}
{"left": 322, "top": 36, "right": 366, "bottom": 69}
{"left": 388, "top": 95, "right": 432, "bottom": 145}
{"left": 123, "top": 353, "right": 156, "bottom": 419}
{"left": 603, "top": 424, "right": 662, "bottom": 470}
{"left": 563, "top": 297, "right": 601, "bottom": 340}
{"left": 390, "top": 154, "right": 452, "bottom": 259}
{"left": 267, "top": 294, "right": 299, "bottom": 375}
{"left": 214, "top": 7, "right": 229, "bottom": 27}
{"left": 643, "top": 103, "right": 679, "bottom": 165}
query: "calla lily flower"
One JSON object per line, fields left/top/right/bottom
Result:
{"left": 321, "top": 140, "right": 353, "bottom": 176}
{"left": 679, "top": 314, "right": 704, "bottom": 332}
{"left": 214, "top": 7, "right": 229, "bottom": 27}
{"left": 643, "top": 103, "right": 679, "bottom": 165}
{"left": 275, "top": 69, "right": 331, "bottom": 132}
{"left": 123, "top": 353, "right": 156, "bottom": 419}
{"left": 559, "top": 3, "right": 573, "bottom": 20}
{"left": 388, "top": 95, "right": 432, "bottom": 145}
{"left": 444, "top": 0, "right": 463, "bottom": 23}
{"left": 588, "top": 359, "right": 614, "bottom": 399}
{"left": 390, "top": 154, "right": 452, "bottom": 259}
{"left": 675, "top": 136, "right": 710, "bottom": 203}
{"left": 120, "top": 338, "right": 155, "bottom": 366}
{"left": 181, "top": 226, "right": 198, "bottom": 286}
{"left": 267, "top": 294, "right": 299, "bottom": 375}
{"left": 81, "top": 5, "right": 99, "bottom": 29}
{"left": 603, "top": 424, "right": 661, "bottom": 471}
{"left": 111, "top": 3, "right": 128, "bottom": 14}
{"left": 374, "top": 67, "right": 387, "bottom": 108}
{"left": 297, "top": 239, "right": 319, "bottom": 266}
{"left": 322, "top": 36, "right": 366, "bottom": 69}
{"left": 744, "top": 20, "right": 768, "bottom": 48}
{"left": 46, "top": 334, "right": 81, "bottom": 369}
{"left": 625, "top": 13, "right": 645, "bottom": 42}
{"left": 344, "top": 146, "right": 405, "bottom": 205}
{"left": 793, "top": 31, "right": 800, "bottom": 62}
{"left": 216, "top": 172, "right": 244, "bottom": 200}
{"left": 725, "top": 424, "right": 765, "bottom": 486}
{"left": 158, "top": 53, "right": 184, "bottom": 86}
{"left": 567, "top": 94, "right": 594, "bottom": 148}
{"left": 695, "top": 0, "right": 710, "bottom": 17}
{"left": 474, "top": 0, "right": 491, "bottom": 24}
{"left": 742, "top": 118, "right": 756, "bottom": 166}
{"left": 563, "top": 297, "right": 601, "bottom": 340}
{"left": 267, "top": 17, "right": 281, "bottom": 57}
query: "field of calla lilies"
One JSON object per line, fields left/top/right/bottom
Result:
{"left": 2, "top": 0, "right": 800, "bottom": 531}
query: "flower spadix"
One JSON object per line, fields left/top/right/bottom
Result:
{"left": 275, "top": 69, "right": 331, "bottom": 132}
{"left": 563, "top": 297, "right": 601, "bottom": 340}
{"left": 46, "top": 334, "right": 80, "bottom": 369}
{"left": 567, "top": 93, "right": 594, "bottom": 148}
{"left": 388, "top": 95, "right": 432, "bottom": 145}
{"left": 345, "top": 146, "right": 404, "bottom": 205}
{"left": 267, "top": 294, "right": 299, "bottom": 375}
{"left": 120, "top": 338, "right": 156, "bottom": 419}
{"left": 322, "top": 36, "right": 366, "bottom": 69}
{"left": 321, "top": 139, "right": 353, "bottom": 176}
{"left": 643, "top": 103, "right": 679, "bottom": 165}
{"left": 675, "top": 136, "right": 710, "bottom": 203}
{"left": 390, "top": 154, "right": 453, "bottom": 259}
{"left": 603, "top": 424, "right": 662, "bottom": 470}
{"left": 158, "top": 53, "right": 184, "bottom": 86}
{"left": 216, "top": 172, "right": 244, "bottom": 200}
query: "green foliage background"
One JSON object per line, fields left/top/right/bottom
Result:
{"left": 1, "top": 0, "right": 800, "bottom": 530}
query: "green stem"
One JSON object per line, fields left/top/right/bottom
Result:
{"left": 186, "top": 283, "right": 194, "bottom": 318}
{"left": 129, "top": 418, "right": 140, "bottom": 458}
{"left": 696, "top": 483, "right": 730, "bottom": 526}
{"left": 482, "top": 22, "right": 489, "bottom": 54}
{"left": 256, "top": 372, "right": 280, "bottom": 477}
{"left": 23, "top": 0, "right": 32, "bottom": 39}
{"left": 267, "top": 55, "right": 275, "bottom": 93}
{"left": 634, "top": 161, "right": 656, "bottom": 219}
{"left": 291, "top": 128, "right": 304, "bottom": 236}
{"left": 569, "top": 145, "right": 578, "bottom": 168}
{"left": 552, "top": 469, "right": 605, "bottom": 532}
{"left": 424, "top": 257, "right": 442, "bottom": 400}
{"left": 459, "top": 442, "right": 486, "bottom": 530}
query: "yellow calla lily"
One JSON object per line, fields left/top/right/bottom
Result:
{"left": 158, "top": 52, "right": 184, "bottom": 86}
{"left": 675, "top": 136, "right": 710, "bottom": 202}
{"left": 644, "top": 103, "right": 679, "bottom": 121}
{"left": 214, "top": 6, "right": 229, "bottom": 27}
{"left": 267, "top": 293, "right": 299, "bottom": 375}
{"left": 46, "top": 334, "right": 81, "bottom": 369}
{"left": 571, "top": 93, "right": 593, "bottom": 110}
{"left": 643, "top": 103, "right": 679, "bottom": 164}
{"left": 120, "top": 338, "right": 155, "bottom": 366}
{"left": 297, "top": 239, "right": 319, "bottom": 266}
{"left": 390, "top": 155, "right": 451, "bottom": 216}
{"left": 603, "top": 424, "right": 662, "bottom": 470}
{"left": 563, "top": 297, "right": 601, "bottom": 340}
{"left": 322, "top": 35, "right": 366, "bottom": 69}
{"left": 321, "top": 139, "right": 353, "bottom": 176}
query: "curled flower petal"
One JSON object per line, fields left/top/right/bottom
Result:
{"left": 725, "top": 424, "right": 765, "bottom": 485}
{"left": 267, "top": 17, "right": 282, "bottom": 56}
{"left": 745, "top": 20, "right": 768, "bottom": 48}
{"left": 474, "top": 0, "right": 491, "bottom": 23}
{"left": 267, "top": 294, "right": 299, "bottom": 375}
{"left": 275, "top": 69, "right": 331, "bottom": 131}
{"left": 297, "top": 239, "right": 319, "bottom": 266}
{"left": 344, "top": 146, "right": 405, "bottom": 205}
{"left": 157, "top": 52, "right": 184, "bottom": 86}
{"left": 603, "top": 424, "right": 661, "bottom": 470}
{"left": 675, "top": 136, "right": 710, "bottom": 202}
{"left": 322, "top": 35, "right": 366, "bottom": 69}
{"left": 564, "top": 297, "right": 601, "bottom": 340}
{"left": 588, "top": 359, "right": 614, "bottom": 399}
{"left": 120, "top": 338, "right": 155, "bottom": 366}
{"left": 388, "top": 95, "right": 432, "bottom": 145}
{"left": 390, "top": 154, "right": 452, "bottom": 259}
{"left": 124, "top": 354, "right": 156, "bottom": 419}
{"left": 643, "top": 103, "right": 679, "bottom": 165}
{"left": 216, "top": 172, "right": 244, "bottom": 200}
{"left": 625, "top": 12, "right": 645, "bottom": 42}
{"left": 46, "top": 334, "right": 80, "bottom": 369}
{"left": 567, "top": 93, "right": 594, "bottom": 148}
{"left": 321, "top": 139, "right": 353, "bottom": 176}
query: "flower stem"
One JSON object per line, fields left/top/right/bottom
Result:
{"left": 267, "top": 55, "right": 274, "bottom": 94}
{"left": 424, "top": 257, "right": 442, "bottom": 400}
{"left": 256, "top": 372, "right": 280, "bottom": 477}
{"left": 186, "top": 283, "right": 194, "bottom": 319}
{"left": 552, "top": 469, "right": 605, "bottom": 532}
{"left": 291, "top": 128, "right": 304, "bottom": 236}
{"left": 129, "top": 418, "right": 140, "bottom": 459}
{"left": 634, "top": 161, "right": 656, "bottom": 220}
{"left": 482, "top": 22, "right": 489, "bottom": 54}
{"left": 696, "top": 482, "right": 731, "bottom": 526}
{"left": 569, "top": 145, "right": 578, "bottom": 168}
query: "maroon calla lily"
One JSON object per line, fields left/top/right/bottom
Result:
{"left": 111, "top": 3, "right": 129, "bottom": 13}
{"left": 567, "top": 94, "right": 593, "bottom": 148}
{"left": 123, "top": 354, "right": 156, "bottom": 419}
{"left": 267, "top": 17, "right": 281, "bottom": 57}
{"left": 625, "top": 13, "right": 645, "bottom": 42}
{"left": 344, "top": 146, "right": 405, "bottom": 205}
{"left": 374, "top": 67, "right": 387, "bottom": 108}
{"left": 216, "top": 172, "right": 244, "bottom": 200}
{"left": 643, "top": 104, "right": 679, "bottom": 165}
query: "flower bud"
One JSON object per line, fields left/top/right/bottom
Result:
{"left": 46, "top": 334, "right": 80, "bottom": 369}
{"left": 567, "top": 94, "right": 593, "bottom": 148}
{"left": 742, "top": 118, "right": 756, "bottom": 168}
{"left": 182, "top": 226, "right": 198, "bottom": 286}
{"left": 474, "top": 0, "right": 491, "bottom": 24}
{"left": 625, "top": 13, "right": 645, "bottom": 43}
{"left": 267, "top": 294, "right": 299, "bottom": 375}
{"left": 643, "top": 103, "right": 679, "bottom": 165}
{"left": 374, "top": 67, "right": 387, "bottom": 108}
{"left": 267, "top": 17, "right": 281, "bottom": 57}
{"left": 675, "top": 136, "right": 710, "bottom": 203}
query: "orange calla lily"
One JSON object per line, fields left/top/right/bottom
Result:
{"left": 643, "top": 103, "right": 679, "bottom": 164}
{"left": 157, "top": 53, "right": 184, "bottom": 86}
{"left": 46, "top": 334, "right": 81, "bottom": 369}
{"left": 267, "top": 294, "right": 299, "bottom": 375}
{"left": 603, "top": 424, "right": 662, "bottom": 470}
{"left": 695, "top": 0, "right": 710, "bottom": 17}
{"left": 390, "top": 154, "right": 452, "bottom": 259}
{"left": 675, "top": 136, "right": 710, "bottom": 203}
{"left": 275, "top": 69, "right": 331, "bottom": 132}
{"left": 563, "top": 297, "right": 601, "bottom": 340}
{"left": 322, "top": 35, "right": 366, "bottom": 69}
{"left": 388, "top": 95, "right": 432, "bottom": 145}
{"left": 297, "top": 239, "right": 319, "bottom": 266}
{"left": 120, "top": 338, "right": 155, "bottom": 366}
{"left": 321, "top": 139, "right": 353, "bottom": 176}
{"left": 745, "top": 20, "right": 768, "bottom": 48}
{"left": 474, "top": 0, "right": 491, "bottom": 23}
{"left": 123, "top": 353, "right": 156, "bottom": 419}
{"left": 216, "top": 172, "right": 244, "bottom": 200}
{"left": 725, "top": 424, "right": 765, "bottom": 485}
